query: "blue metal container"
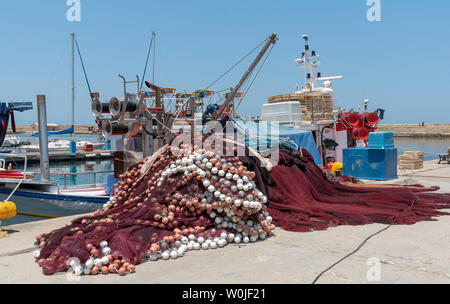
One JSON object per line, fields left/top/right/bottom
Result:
{"left": 343, "top": 147, "right": 398, "bottom": 180}
{"left": 69, "top": 141, "right": 77, "bottom": 154}
{"left": 368, "top": 132, "right": 394, "bottom": 149}
{"left": 104, "top": 139, "right": 111, "bottom": 150}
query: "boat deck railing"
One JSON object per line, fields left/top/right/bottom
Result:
{"left": 50, "top": 171, "right": 114, "bottom": 189}
{"left": 0, "top": 153, "right": 114, "bottom": 190}
{"left": 0, "top": 153, "right": 29, "bottom": 179}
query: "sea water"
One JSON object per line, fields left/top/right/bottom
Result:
{"left": 395, "top": 137, "right": 449, "bottom": 161}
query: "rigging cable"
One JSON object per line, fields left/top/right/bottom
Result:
{"left": 46, "top": 36, "right": 70, "bottom": 94}
{"left": 204, "top": 37, "right": 269, "bottom": 90}
{"left": 234, "top": 43, "right": 275, "bottom": 115}
{"left": 145, "top": 109, "right": 177, "bottom": 135}
{"left": 74, "top": 38, "right": 93, "bottom": 101}
{"left": 140, "top": 34, "right": 155, "bottom": 91}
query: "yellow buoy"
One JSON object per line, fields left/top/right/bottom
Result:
{"left": 332, "top": 162, "right": 343, "bottom": 174}
{"left": 0, "top": 201, "right": 17, "bottom": 221}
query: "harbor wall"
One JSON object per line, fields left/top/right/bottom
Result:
{"left": 8, "top": 125, "right": 100, "bottom": 135}
{"left": 9, "top": 123, "right": 450, "bottom": 137}
{"left": 377, "top": 124, "right": 450, "bottom": 138}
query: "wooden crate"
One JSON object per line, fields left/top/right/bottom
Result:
{"left": 400, "top": 151, "right": 424, "bottom": 160}
{"left": 267, "top": 93, "right": 335, "bottom": 122}
{"left": 398, "top": 151, "right": 424, "bottom": 170}
{"left": 399, "top": 164, "right": 423, "bottom": 170}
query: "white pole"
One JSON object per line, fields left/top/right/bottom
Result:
{"left": 71, "top": 33, "right": 75, "bottom": 132}
{"left": 70, "top": 33, "right": 76, "bottom": 154}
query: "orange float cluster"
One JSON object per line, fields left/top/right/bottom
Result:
{"left": 34, "top": 236, "right": 136, "bottom": 276}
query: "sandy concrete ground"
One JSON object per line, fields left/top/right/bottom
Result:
{"left": 1, "top": 161, "right": 449, "bottom": 284}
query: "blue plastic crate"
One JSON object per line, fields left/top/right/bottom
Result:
{"left": 368, "top": 132, "right": 395, "bottom": 149}
{"left": 343, "top": 147, "right": 398, "bottom": 180}
{"left": 106, "top": 174, "right": 120, "bottom": 196}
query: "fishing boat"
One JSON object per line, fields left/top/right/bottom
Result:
{"left": 2, "top": 135, "right": 30, "bottom": 149}
{"left": 257, "top": 34, "right": 385, "bottom": 165}
{"left": 0, "top": 154, "right": 110, "bottom": 225}
{"left": 20, "top": 138, "right": 104, "bottom": 152}
{"left": 94, "top": 34, "right": 280, "bottom": 158}
{"left": 90, "top": 33, "right": 384, "bottom": 169}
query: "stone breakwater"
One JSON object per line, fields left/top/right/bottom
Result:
{"left": 377, "top": 124, "right": 450, "bottom": 138}
{"left": 8, "top": 125, "right": 100, "bottom": 135}
{"left": 9, "top": 124, "right": 450, "bottom": 137}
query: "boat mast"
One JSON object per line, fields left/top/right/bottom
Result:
{"left": 71, "top": 33, "right": 75, "bottom": 132}
{"left": 70, "top": 33, "right": 76, "bottom": 153}
{"left": 296, "top": 35, "right": 343, "bottom": 91}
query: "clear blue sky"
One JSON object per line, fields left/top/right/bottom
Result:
{"left": 0, "top": 0, "right": 449, "bottom": 125}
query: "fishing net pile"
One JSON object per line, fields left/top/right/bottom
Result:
{"left": 261, "top": 149, "right": 450, "bottom": 232}
{"left": 33, "top": 137, "right": 450, "bottom": 276}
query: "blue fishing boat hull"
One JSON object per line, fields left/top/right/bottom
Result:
{"left": 0, "top": 186, "right": 109, "bottom": 226}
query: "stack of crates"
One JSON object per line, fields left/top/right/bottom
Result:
{"left": 267, "top": 93, "right": 335, "bottom": 121}
{"left": 399, "top": 151, "right": 424, "bottom": 170}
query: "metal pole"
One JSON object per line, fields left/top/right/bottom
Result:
{"left": 37, "top": 95, "right": 50, "bottom": 182}
{"left": 145, "top": 81, "right": 164, "bottom": 149}
{"left": 142, "top": 120, "right": 154, "bottom": 158}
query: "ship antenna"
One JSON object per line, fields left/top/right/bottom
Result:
{"left": 296, "top": 34, "right": 318, "bottom": 90}
{"left": 295, "top": 34, "right": 343, "bottom": 92}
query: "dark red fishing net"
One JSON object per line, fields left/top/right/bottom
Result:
{"left": 34, "top": 139, "right": 450, "bottom": 276}
{"left": 255, "top": 149, "right": 450, "bottom": 232}
{"left": 35, "top": 139, "right": 274, "bottom": 275}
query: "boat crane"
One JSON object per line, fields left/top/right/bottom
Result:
{"left": 92, "top": 33, "right": 278, "bottom": 158}
{"left": 213, "top": 33, "right": 278, "bottom": 120}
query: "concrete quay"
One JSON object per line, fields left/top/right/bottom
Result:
{"left": 0, "top": 160, "right": 449, "bottom": 284}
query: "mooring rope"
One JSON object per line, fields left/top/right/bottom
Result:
{"left": 16, "top": 212, "right": 59, "bottom": 219}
